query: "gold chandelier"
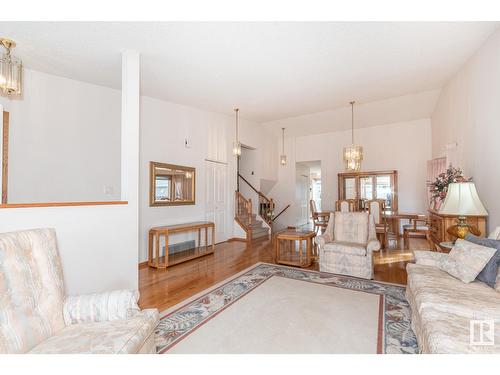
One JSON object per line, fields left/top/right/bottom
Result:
{"left": 343, "top": 101, "right": 363, "bottom": 171}
{"left": 0, "top": 38, "right": 23, "bottom": 96}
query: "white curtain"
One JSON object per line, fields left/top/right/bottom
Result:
{"left": 426, "top": 157, "right": 447, "bottom": 208}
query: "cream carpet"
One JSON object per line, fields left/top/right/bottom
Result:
{"left": 167, "top": 275, "right": 381, "bottom": 354}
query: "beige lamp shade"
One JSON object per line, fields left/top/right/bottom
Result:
{"left": 439, "top": 182, "right": 488, "bottom": 216}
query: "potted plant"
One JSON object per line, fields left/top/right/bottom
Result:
{"left": 428, "top": 166, "right": 471, "bottom": 210}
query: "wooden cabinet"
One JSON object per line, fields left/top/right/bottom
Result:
{"left": 428, "top": 209, "right": 487, "bottom": 246}
{"left": 338, "top": 170, "right": 398, "bottom": 212}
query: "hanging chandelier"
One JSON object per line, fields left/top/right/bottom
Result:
{"left": 280, "top": 128, "right": 287, "bottom": 165}
{"left": 232, "top": 108, "right": 242, "bottom": 157}
{"left": 343, "top": 101, "right": 363, "bottom": 171}
{"left": 0, "top": 38, "right": 23, "bottom": 97}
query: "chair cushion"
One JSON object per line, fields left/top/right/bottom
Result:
{"left": 28, "top": 309, "right": 158, "bottom": 354}
{"left": 407, "top": 263, "right": 500, "bottom": 320}
{"left": 333, "top": 212, "right": 369, "bottom": 243}
{"left": 407, "top": 263, "right": 500, "bottom": 353}
{"left": 416, "top": 305, "right": 500, "bottom": 353}
{"left": 323, "top": 241, "right": 367, "bottom": 256}
{"left": 0, "top": 229, "right": 66, "bottom": 354}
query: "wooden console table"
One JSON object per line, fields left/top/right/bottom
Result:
{"left": 148, "top": 221, "right": 215, "bottom": 269}
{"left": 428, "top": 209, "right": 487, "bottom": 247}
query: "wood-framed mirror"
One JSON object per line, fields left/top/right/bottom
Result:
{"left": 149, "top": 161, "right": 196, "bottom": 206}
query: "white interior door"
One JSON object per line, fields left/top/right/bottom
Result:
{"left": 206, "top": 161, "right": 228, "bottom": 244}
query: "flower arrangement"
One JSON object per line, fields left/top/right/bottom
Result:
{"left": 428, "top": 165, "right": 471, "bottom": 209}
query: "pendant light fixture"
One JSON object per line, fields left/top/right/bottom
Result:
{"left": 232, "top": 108, "right": 241, "bottom": 157}
{"left": 343, "top": 101, "right": 363, "bottom": 171}
{"left": 0, "top": 38, "right": 23, "bottom": 96}
{"left": 280, "top": 127, "right": 287, "bottom": 166}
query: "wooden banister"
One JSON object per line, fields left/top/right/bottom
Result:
{"left": 235, "top": 174, "right": 292, "bottom": 236}
{"left": 238, "top": 173, "right": 269, "bottom": 200}
{"left": 235, "top": 191, "right": 254, "bottom": 242}
{"left": 272, "top": 204, "right": 291, "bottom": 222}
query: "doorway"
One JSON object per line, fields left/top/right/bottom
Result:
{"left": 295, "top": 160, "right": 321, "bottom": 226}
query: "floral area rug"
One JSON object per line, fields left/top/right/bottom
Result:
{"left": 155, "top": 263, "right": 418, "bottom": 354}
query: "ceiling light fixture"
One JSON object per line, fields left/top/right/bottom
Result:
{"left": 343, "top": 101, "right": 363, "bottom": 171}
{"left": 280, "top": 128, "right": 287, "bottom": 166}
{"left": 232, "top": 108, "right": 242, "bottom": 157}
{"left": 0, "top": 38, "right": 23, "bottom": 97}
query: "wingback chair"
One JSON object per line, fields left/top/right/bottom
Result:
{"left": 316, "top": 212, "right": 381, "bottom": 279}
{"left": 0, "top": 228, "right": 159, "bottom": 354}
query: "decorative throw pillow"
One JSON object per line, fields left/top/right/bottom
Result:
{"left": 496, "top": 268, "right": 500, "bottom": 293}
{"left": 465, "top": 234, "right": 500, "bottom": 288}
{"left": 438, "top": 239, "right": 497, "bottom": 283}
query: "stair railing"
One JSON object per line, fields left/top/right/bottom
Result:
{"left": 271, "top": 204, "right": 291, "bottom": 222}
{"left": 235, "top": 191, "right": 253, "bottom": 240}
{"left": 238, "top": 173, "right": 275, "bottom": 225}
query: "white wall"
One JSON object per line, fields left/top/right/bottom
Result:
{"left": 263, "top": 90, "right": 440, "bottom": 138}
{"left": 138, "top": 97, "right": 269, "bottom": 262}
{"left": 0, "top": 69, "right": 121, "bottom": 203}
{"left": 432, "top": 28, "right": 500, "bottom": 230}
{"left": 268, "top": 119, "right": 432, "bottom": 228}
{"left": 0, "top": 52, "right": 140, "bottom": 295}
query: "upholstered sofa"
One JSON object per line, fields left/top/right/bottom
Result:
{"left": 316, "top": 212, "right": 381, "bottom": 279}
{"left": 0, "top": 228, "right": 159, "bottom": 354}
{"left": 406, "top": 230, "right": 500, "bottom": 353}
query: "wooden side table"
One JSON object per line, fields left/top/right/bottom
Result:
{"left": 274, "top": 230, "right": 317, "bottom": 268}
{"left": 148, "top": 221, "right": 215, "bottom": 269}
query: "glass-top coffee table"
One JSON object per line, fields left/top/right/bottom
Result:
{"left": 274, "top": 229, "right": 317, "bottom": 268}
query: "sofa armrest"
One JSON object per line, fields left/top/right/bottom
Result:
{"left": 366, "top": 239, "right": 381, "bottom": 254}
{"left": 413, "top": 250, "right": 448, "bottom": 267}
{"left": 63, "top": 289, "right": 141, "bottom": 325}
{"left": 316, "top": 234, "right": 331, "bottom": 248}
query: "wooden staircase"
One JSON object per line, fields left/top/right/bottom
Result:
{"left": 239, "top": 212, "right": 270, "bottom": 241}
{"left": 234, "top": 175, "right": 291, "bottom": 242}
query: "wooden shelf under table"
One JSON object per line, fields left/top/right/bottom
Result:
{"left": 148, "top": 221, "right": 215, "bottom": 269}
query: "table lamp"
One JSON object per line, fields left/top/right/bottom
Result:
{"left": 439, "top": 182, "right": 488, "bottom": 240}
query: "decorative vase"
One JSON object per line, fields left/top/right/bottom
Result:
{"left": 432, "top": 199, "right": 442, "bottom": 211}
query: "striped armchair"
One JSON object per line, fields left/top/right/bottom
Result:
{"left": 316, "top": 212, "right": 381, "bottom": 279}
{"left": 0, "top": 228, "right": 158, "bottom": 354}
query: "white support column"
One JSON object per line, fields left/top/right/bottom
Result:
{"left": 121, "top": 50, "right": 140, "bottom": 273}
{"left": 121, "top": 50, "right": 140, "bottom": 203}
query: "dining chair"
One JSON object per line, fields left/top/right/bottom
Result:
{"left": 367, "top": 199, "right": 388, "bottom": 249}
{"left": 310, "top": 199, "right": 328, "bottom": 233}
{"left": 403, "top": 217, "right": 431, "bottom": 250}
{"left": 335, "top": 199, "right": 355, "bottom": 212}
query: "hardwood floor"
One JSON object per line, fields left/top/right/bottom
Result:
{"left": 139, "top": 232, "right": 431, "bottom": 311}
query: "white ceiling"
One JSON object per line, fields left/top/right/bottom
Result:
{"left": 1, "top": 22, "right": 498, "bottom": 122}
